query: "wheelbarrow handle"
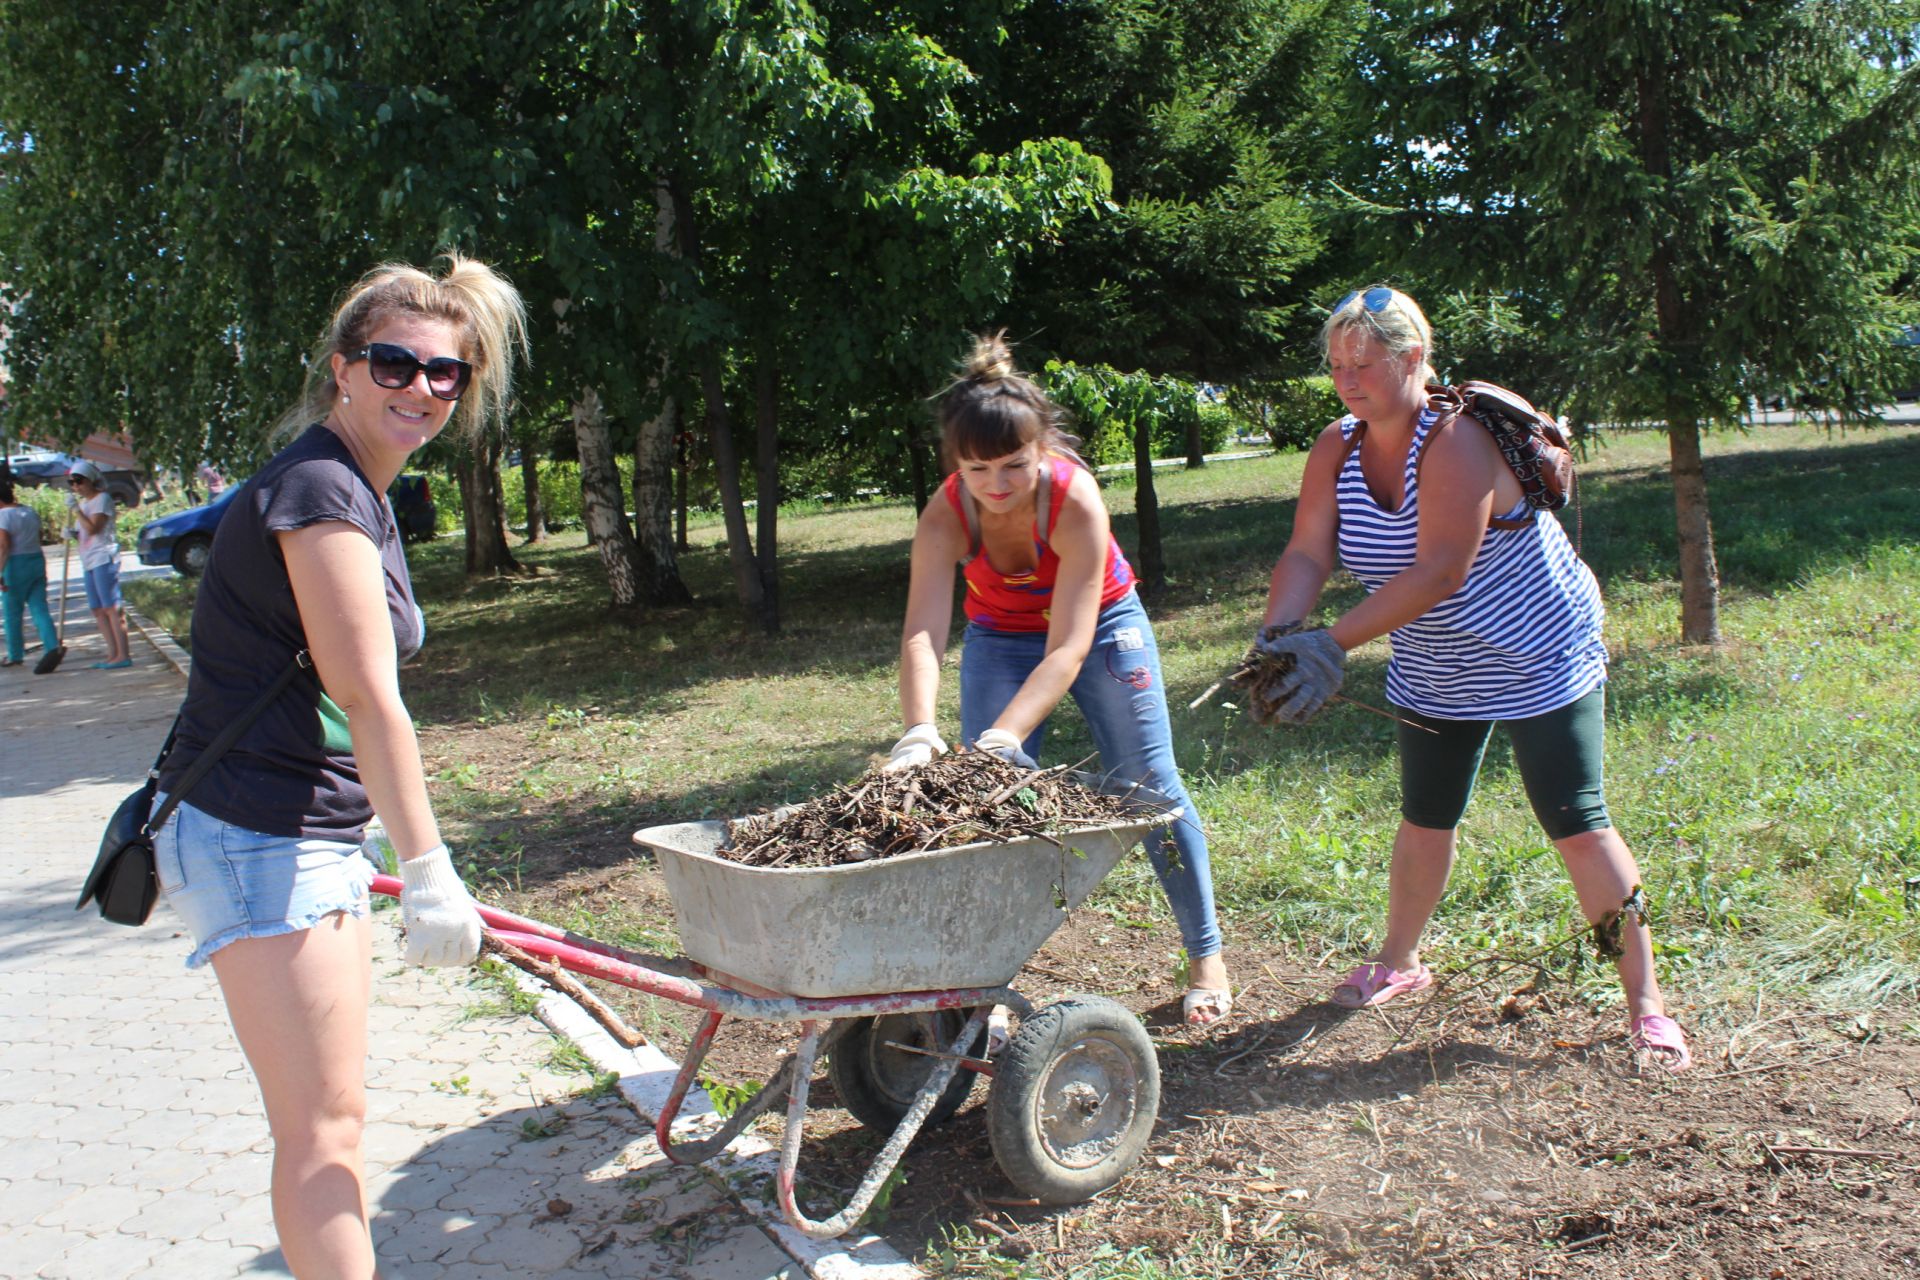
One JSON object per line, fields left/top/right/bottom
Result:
{"left": 370, "top": 872, "right": 636, "bottom": 959}
{"left": 370, "top": 873, "right": 1028, "bottom": 1023}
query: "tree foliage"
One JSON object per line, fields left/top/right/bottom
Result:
{"left": 1346, "top": 0, "right": 1920, "bottom": 641}
{"left": 990, "top": 0, "right": 1364, "bottom": 382}
{"left": 1, "top": 0, "right": 1129, "bottom": 622}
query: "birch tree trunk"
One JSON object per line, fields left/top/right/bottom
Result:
{"left": 695, "top": 353, "right": 765, "bottom": 616}
{"left": 633, "top": 393, "right": 692, "bottom": 605}
{"left": 573, "top": 387, "right": 641, "bottom": 613}
{"left": 631, "top": 179, "right": 692, "bottom": 606}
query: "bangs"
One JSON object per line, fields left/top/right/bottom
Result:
{"left": 945, "top": 396, "right": 1043, "bottom": 464}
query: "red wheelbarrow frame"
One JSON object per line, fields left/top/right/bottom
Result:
{"left": 371, "top": 874, "right": 1027, "bottom": 1239}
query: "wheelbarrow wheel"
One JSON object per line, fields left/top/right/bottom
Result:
{"left": 827, "top": 1009, "right": 983, "bottom": 1134}
{"left": 986, "top": 996, "right": 1159, "bottom": 1205}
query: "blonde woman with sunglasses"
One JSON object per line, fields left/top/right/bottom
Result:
{"left": 150, "top": 256, "right": 528, "bottom": 1275}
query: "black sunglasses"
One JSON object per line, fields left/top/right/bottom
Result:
{"left": 347, "top": 342, "right": 473, "bottom": 401}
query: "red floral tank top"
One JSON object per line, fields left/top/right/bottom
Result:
{"left": 944, "top": 456, "right": 1136, "bottom": 633}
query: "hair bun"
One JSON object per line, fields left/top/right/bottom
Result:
{"left": 963, "top": 330, "right": 1017, "bottom": 382}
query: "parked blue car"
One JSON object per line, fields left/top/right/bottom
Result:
{"left": 137, "top": 487, "right": 241, "bottom": 576}
{"left": 138, "top": 475, "right": 438, "bottom": 576}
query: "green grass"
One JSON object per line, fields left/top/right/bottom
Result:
{"left": 125, "top": 425, "right": 1920, "bottom": 1014}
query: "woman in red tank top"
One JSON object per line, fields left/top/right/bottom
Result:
{"left": 886, "top": 333, "right": 1231, "bottom": 1026}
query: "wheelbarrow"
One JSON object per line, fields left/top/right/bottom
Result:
{"left": 374, "top": 771, "right": 1177, "bottom": 1240}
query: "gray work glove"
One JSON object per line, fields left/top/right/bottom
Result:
{"left": 884, "top": 722, "right": 947, "bottom": 772}
{"left": 398, "top": 845, "right": 484, "bottom": 967}
{"left": 1254, "top": 627, "right": 1347, "bottom": 724}
{"left": 974, "top": 727, "right": 1038, "bottom": 770}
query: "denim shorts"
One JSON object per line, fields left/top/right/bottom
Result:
{"left": 151, "top": 793, "right": 373, "bottom": 968}
{"left": 83, "top": 561, "right": 121, "bottom": 610}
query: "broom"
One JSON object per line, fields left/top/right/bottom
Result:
{"left": 33, "top": 532, "right": 71, "bottom": 674}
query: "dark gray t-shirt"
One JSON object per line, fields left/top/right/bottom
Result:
{"left": 160, "top": 425, "right": 423, "bottom": 841}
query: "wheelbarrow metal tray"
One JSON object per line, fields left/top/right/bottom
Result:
{"left": 633, "top": 772, "right": 1178, "bottom": 998}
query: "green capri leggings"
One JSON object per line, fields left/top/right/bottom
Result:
{"left": 1396, "top": 687, "right": 1612, "bottom": 839}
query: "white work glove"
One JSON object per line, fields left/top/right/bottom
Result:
{"left": 974, "top": 727, "right": 1037, "bottom": 770}
{"left": 398, "top": 844, "right": 483, "bottom": 967}
{"left": 885, "top": 722, "right": 947, "bottom": 772}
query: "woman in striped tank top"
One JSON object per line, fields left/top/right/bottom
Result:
{"left": 885, "top": 333, "right": 1232, "bottom": 1027}
{"left": 1251, "top": 287, "right": 1690, "bottom": 1071}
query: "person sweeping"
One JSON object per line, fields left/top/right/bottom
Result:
{"left": 1250, "top": 285, "right": 1690, "bottom": 1072}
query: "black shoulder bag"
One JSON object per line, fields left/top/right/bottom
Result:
{"left": 77, "top": 650, "right": 313, "bottom": 926}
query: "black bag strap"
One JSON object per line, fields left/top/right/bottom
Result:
{"left": 146, "top": 650, "right": 312, "bottom": 836}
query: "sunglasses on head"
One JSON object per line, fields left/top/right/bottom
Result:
{"left": 1334, "top": 286, "right": 1397, "bottom": 315}
{"left": 348, "top": 342, "right": 473, "bottom": 401}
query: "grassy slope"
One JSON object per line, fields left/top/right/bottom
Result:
{"left": 125, "top": 425, "right": 1920, "bottom": 1009}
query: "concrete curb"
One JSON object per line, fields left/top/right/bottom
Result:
{"left": 505, "top": 966, "right": 924, "bottom": 1280}
{"left": 125, "top": 606, "right": 191, "bottom": 678}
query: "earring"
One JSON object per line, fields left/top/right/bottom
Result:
{"left": 341, "top": 392, "right": 352, "bottom": 405}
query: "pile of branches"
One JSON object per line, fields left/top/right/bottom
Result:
{"left": 720, "top": 751, "right": 1150, "bottom": 869}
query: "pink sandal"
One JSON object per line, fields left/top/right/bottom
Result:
{"left": 1630, "top": 1014, "right": 1693, "bottom": 1073}
{"left": 1330, "top": 961, "right": 1433, "bottom": 1009}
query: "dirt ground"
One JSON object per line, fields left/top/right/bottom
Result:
{"left": 476, "top": 838, "right": 1919, "bottom": 1280}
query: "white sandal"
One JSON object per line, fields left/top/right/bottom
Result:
{"left": 1182, "top": 987, "right": 1233, "bottom": 1027}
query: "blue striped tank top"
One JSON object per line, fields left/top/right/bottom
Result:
{"left": 1335, "top": 410, "right": 1608, "bottom": 720}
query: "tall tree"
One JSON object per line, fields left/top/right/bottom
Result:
{"left": 1350, "top": 0, "right": 1920, "bottom": 643}
{"left": 989, "top": 0, "right": 1362, "bottom": 381}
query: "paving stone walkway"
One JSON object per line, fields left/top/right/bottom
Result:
{"left": 1, "top": 610, "right": 800, "bottom": 1279}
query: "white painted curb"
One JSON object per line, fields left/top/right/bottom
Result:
{"left": 504, "top": 965, "right": 925, "bottom": 1280}
{"left": 126, "top": 607, "right": 191, "bottom": 678}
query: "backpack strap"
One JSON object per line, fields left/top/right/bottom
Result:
{"left": 1327, "top": 419, "right": 1365, "bottom": 536}
{"left": 1412, "top": 384, "right": 1538, "bottom": 530}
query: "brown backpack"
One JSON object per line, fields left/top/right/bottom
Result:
{"left": 1343, "top": 380, "right": 1577, "bottom": 534}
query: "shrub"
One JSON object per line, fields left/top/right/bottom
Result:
{"left": 19, "top": 485, "right": 70, "bottom": 544}
{"left": 500, "top": 459, "right": 589, "bottom": 533}
{"left": 1231, "top": 377, "right": 1340, "bottom": 452}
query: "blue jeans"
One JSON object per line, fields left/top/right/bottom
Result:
{"left": 3, "top": 553, "right": 57, "bottom": 664}
{"left": 959, "top": 592, "right": 1222, "bottom": 960}
{"left": 152, "top": 792, "right": 373, "bottom": 969}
